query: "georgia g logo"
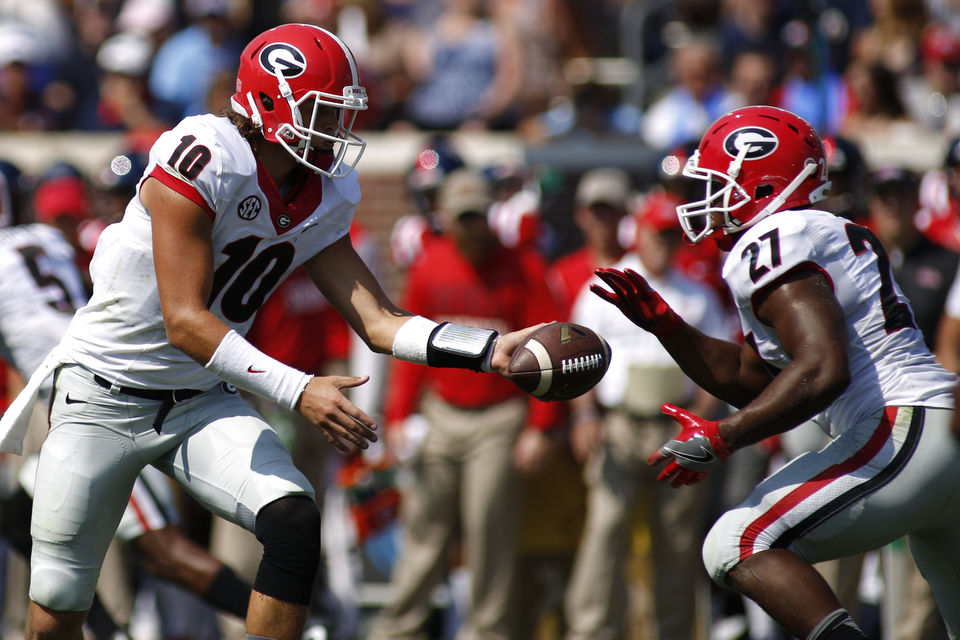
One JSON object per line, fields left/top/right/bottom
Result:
{"left": 723, "top": 126, "right": 778, "bottom": 160}
{"left": 259, "top": 43, "right": 307, "bottom": 78}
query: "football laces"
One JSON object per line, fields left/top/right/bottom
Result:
{"left": 561, "top": 354, "right": 605, "bottom": 373}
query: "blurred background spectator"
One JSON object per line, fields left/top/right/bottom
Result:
{"left": 640, "top": 36, "right": 735, "bottom": 152}
{"left": 390, "top": 0, "right": 524, "bottom": 131}
{"left": 902, "top": 22, "right": 960, "bottom": 137}
{"left": 148, "top": 0, "right": 244, "bottom": 122}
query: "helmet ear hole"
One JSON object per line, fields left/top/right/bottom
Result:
{"left": 259, "top": 92, "right": 275, "bottom": 111}
{"left": 755, "top": 184, "right": 774, "bottom": 199}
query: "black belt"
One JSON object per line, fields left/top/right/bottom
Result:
{"left": 93, "top": 375, "right": 204, "bottom": 434}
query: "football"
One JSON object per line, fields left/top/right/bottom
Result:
{"left": 508, "top": 322, "right": 611, "bottom": 401}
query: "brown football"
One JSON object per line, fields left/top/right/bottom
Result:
{"left": 508, "top": 322, "right": 611, "bottom": 401}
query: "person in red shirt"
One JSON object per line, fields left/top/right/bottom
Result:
{"left": 369, "top": 168, "right": 563, "bottom": 640}
{"left": 548, "top": 168, "right": 632, "bottom": 318}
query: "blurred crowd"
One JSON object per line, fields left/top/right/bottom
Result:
{"left": 4, "top": 1, "right": 960, "bottom": 640}
{"left": 0, "top": 0, "right": 954, "bottom": 151}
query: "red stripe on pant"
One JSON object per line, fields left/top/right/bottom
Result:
{"left": 737, "top": 406, "right": 897, "bottom": 561}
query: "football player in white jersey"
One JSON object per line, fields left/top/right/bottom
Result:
{"left": 0, "top": 24, "right": 544, "bottom": 640}
{"left": 0, "top": 163, "right": 253, "bottom": 637}
{"left": 591, "top": 106, "right": 960, "bottom": 640}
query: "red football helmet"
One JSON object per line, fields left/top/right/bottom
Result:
{"left": 231, "top": 23, "right": 368, "bottom": 177}
{"left": 677, "top": 106, "right": 830, "bottom": 245}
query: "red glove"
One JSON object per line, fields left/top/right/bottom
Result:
{"left": 591, "top": 268, "right": 681, "bottom": 338}
{"left": 647, "top": 403, "right": 732, "bottom": 488}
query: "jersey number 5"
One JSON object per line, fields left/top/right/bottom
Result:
{"left": 845, "top": 224, "right": 916, "bottom": 333}
{"left": 18, "top": 245, "right": 77, "bottom": 312}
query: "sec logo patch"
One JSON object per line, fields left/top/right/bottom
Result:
{"left": 238, "top": 195, "right": 262, "bottom": 220}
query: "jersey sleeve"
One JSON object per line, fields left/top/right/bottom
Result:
{"left": 144, "top": 116, "right": 239, "bottom": 221}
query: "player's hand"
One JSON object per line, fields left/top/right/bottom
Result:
{"left": 296, "top": 375, "right": 378, "bottom": 453}
{"left": 647, "top": 403, "right": 731, "bottom": 488}
{"left": 591, "top": 268, "right": 681, "bottom": 338}
{"left": 513, "top": 429, "right": 555, "bottom": 475}
{"left": 569, "top": 413, "right": 603, "bottom": 464}
{"left": 489, "top": 322, "right": 549, "bottom": 376}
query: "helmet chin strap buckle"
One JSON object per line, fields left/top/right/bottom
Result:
{"left": 245, "top": 93, "right": 263, "bottom": 128}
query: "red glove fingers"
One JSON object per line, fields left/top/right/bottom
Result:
{"left": 590, "top": 268, "right": 681, "bottom": 338}
{"left": 647, "top": 403, "right": 732, "bottom": 488}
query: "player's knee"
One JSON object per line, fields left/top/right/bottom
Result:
{"left": 701, "top": 511, "right": 752, "bottom": 586}
{"left": 29, "top": 564, "right": 98, "bottom": 613}
{"left": 253, "top": 495, "right": 320, "bottom": 606}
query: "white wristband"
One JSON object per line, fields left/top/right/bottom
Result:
{"left": 392, "top": 315, "right": 439, "bottom": 364}
{"left": 205, "top": 330, "right": 313, "bottom": 411}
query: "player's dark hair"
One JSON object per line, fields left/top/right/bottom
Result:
{"left": 219, "top": 107, "right": 262, "bottom": 146}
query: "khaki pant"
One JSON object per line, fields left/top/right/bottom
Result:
{"left": 368, "top": 394, "right": 526, "bottom": 640}
{"left": 565, "top": 410, "right": 708, "bottom": 640}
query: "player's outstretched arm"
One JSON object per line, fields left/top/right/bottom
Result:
{"left": 307, "top": 236, "right": 548, "bottom": 379}
{"left": 591, "top": 267, "right": 768, "bottom": 406}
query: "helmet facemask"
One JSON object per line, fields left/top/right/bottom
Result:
{"left": 676, "top": 150, "right": 751, "bottom": 244}
{"left": 275, "top": 82, "right": 367, "bottom": 178}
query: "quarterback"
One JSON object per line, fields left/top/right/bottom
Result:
{"left": 0, "top": 24, "right": 541, "bottom": 640}
{"left": 593, "top": 106, "right": 960, "bottom": 639}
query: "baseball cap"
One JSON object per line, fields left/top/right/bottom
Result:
{"left": 0, "top": 23, "right": 46, "bottom": 67}
{"left": 97, "top": 32, "right": 154, "bottom": 76}
{"left": 116, "top": 0, "right": 176, "bottom": 34}
{"left": 870, "top": 166, "right": 918, "bottom": 191}
{"left": 33, "top": 176, "right": 91, "bottom": 223}
{"left": 438, "top": 169, "right": 493, "bottom": 217}
{"left": 636, "top": 192, "right": 682, "bottom": 232}
{"left": 575, "top": 168, "right": 630, "bottom": 210}
{"left": 921, "top": 23, "right": 960, "bottom": 64}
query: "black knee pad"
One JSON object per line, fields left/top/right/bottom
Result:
{"left": 253, "top": 495, "right": 321, "bottom": 606}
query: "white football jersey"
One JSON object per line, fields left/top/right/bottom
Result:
{"left": 61, "top": 114, "right": 359, "bottom": 390}
{"left": 0, "top": 224, "right": 86, "bottom": 379}
{"left": 722, "top": 208, "right": 957, "bottom": 437}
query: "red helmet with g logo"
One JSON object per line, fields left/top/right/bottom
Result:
{"left": 677, "top": 106, "right": 830, "bottom": 245}
{"left": 231, "top": 23, "right": 368, "bottom": 177}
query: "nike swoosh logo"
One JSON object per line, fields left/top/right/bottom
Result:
{"left": 662, "top": 442, "right": 714, "bottom": 464}
{"left": 65, "top": 393, "right": 85, "bottom": 405}
{"left": 247, "top": 366, "right": 265, "bottom": 374}
{"left": 674, "top": 448, "right": 714, "bottom": 464}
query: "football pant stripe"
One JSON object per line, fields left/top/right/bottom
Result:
{"left": 738, "top": 406, "right": 921, "bottom": 561}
